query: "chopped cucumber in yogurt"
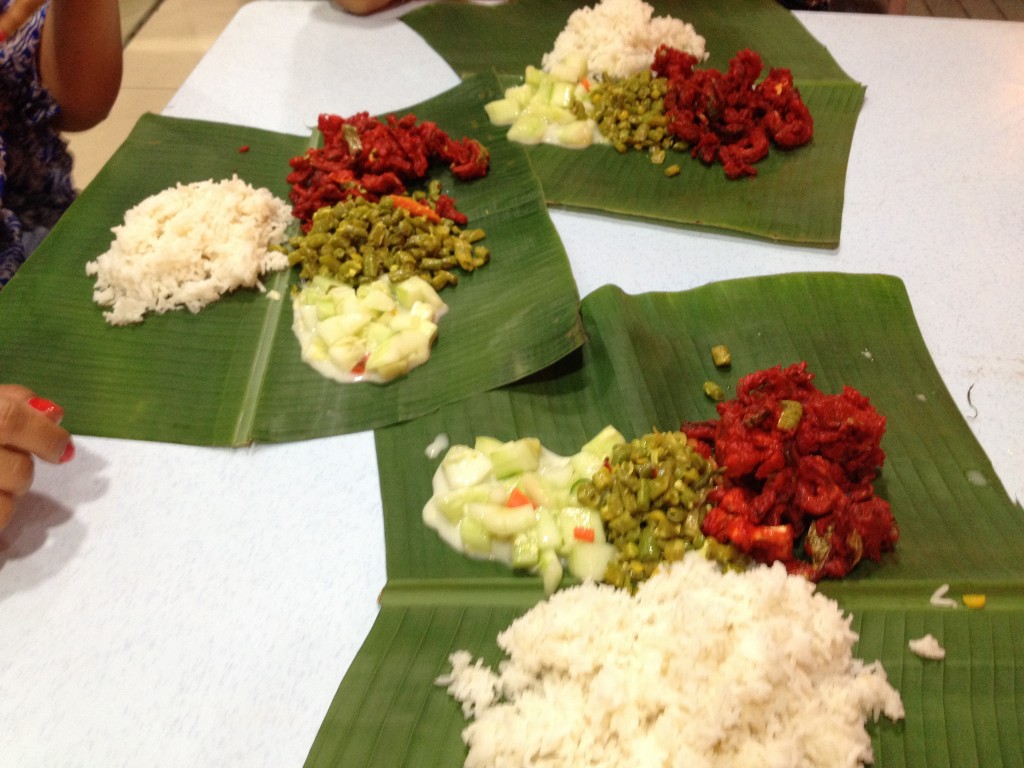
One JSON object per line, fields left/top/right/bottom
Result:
{"left": 422, "top": 426, "right": 626, "bottom": 593}
{"left": 291, "top": 274, "right": 447, "bottom": 383}
{"left": 484, "top": 56, "right": 603, "bottom": 150}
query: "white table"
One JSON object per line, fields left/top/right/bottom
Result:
{"left": 3, "top": 2, "right": 1022, "bottom": 765}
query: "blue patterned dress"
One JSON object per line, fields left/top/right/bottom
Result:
{"left": 0, "top": 0, "right": 75, "bottom": 288}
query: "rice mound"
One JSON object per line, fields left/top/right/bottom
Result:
{"left": 438, "top": 553, "right": 904, "bottom": 768}
{"left": 86, "top": 175, "right": 292, "bottom": 325}
{"left": 542, "top": 0, "right": 707, "bottom": 79}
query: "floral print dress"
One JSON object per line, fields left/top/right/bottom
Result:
{"left": 0, "top": 0, "right": 75, "bottom": 288}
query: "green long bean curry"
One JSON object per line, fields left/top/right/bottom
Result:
{"left": 574, "top": 430, "right": 737, "bottom": 591}
{"left": 284, "top": 189, "right": 489, "bottom": 293}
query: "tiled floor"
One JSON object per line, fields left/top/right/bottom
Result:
{"left": 65, "top": 0, "right": 255, "bottom": 189}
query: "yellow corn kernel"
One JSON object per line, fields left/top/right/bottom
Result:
{"left": 962, "top": 594, "right": 986, "bottom": 609}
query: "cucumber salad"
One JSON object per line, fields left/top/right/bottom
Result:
{"left": 484, "top": 55, "right": 603, "bottom": 149}
{"left": 423, "top": 426, "right": 626, "bottom": 593}
{"left": 291, "top": 274, "right": 447, "bottom": 383}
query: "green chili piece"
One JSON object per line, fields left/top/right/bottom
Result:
{"left": 777, "top": 400, "right": 803, "bottom": 431}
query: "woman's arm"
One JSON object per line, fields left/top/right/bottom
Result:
{"left": 39, "top": 0, "right": 123, "bottom": 131}
{"left": 0, "top": 0, "right": 46, "bottom": 39}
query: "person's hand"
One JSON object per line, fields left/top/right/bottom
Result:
{"left": 0, "top": 0, "right": 47, "bottom": 42}
{"left": 0, "top": 384, "right": 74, "bottom": 531}
{"left": 330, "top": 0, "right": 397, "bottom": 16}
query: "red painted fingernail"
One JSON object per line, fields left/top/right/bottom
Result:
{"left": 59, "top": 440, "right": 75, "bottom": 464}
{"left": 28, "top": 397, "right": 65, "bottom": 423}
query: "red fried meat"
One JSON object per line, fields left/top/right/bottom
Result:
{"left": 287, "top": 112, "right": 489, "bottom": 230}
{"left": 653, "top": 46, "right": 814, "bottom": 179}
{"left": 682, "top": 363, "right": 898, "bottom": 580}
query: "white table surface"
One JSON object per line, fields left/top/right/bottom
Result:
{"left": 3, "top": 2, "right": 1022, "bottom": 766}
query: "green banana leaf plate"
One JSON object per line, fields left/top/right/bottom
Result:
{"left": 305, "top": 273, "right": 1024, "bottom": 767}
{"left": 403, "top": 0, "right": 865, "bottom": 247}
{"left": 0, "top": 74, "right": 584, "bottom": 446}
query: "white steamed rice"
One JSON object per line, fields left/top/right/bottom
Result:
{"left": 542, "top": 0, "right": 707, "bottom": 80}
{"left": 85, "top": 175, "right": 292, "bottom": 325}
{"left": 438, "top": 553, "right": 904, "bottom": 768}
{"left": 908, "top": 633, "right": 946, "bottom": 660}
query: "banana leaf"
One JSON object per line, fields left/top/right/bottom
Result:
{"left": 305, "top": 273, "right": 1024, "bottom": 767}
{"left": 403, "top": 0, "right": 865, "bottom": 246}
{"left": 307, "top": 599, "right": 1024, "bottom": 767}
{"left": 0, "top": 74, "right": 584, "bottom": 445}
{"left": 405, "top": 0, "right": 854, "bottom": 78}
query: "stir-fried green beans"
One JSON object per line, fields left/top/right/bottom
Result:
{"left": 580, "top": 70, "right": 686, "bottom": 162}
{"left": 284, "top": 193, "right": 489, "bottom": 292}
{"left": 575, "top": 430, "right": 735, "bottom": 591}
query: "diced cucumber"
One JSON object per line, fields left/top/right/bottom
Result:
{"left": 507, "top": 114, "right": 547, "bottom": 145}
{"left": 558, "top": 121, "right": 596, "bottom": 149}
{"left": 311, "top": 274, "right": 339, "bottom": 292}
{"left": 518, "top": 472, "right": 550, "bottom": 508}
{"left": 523, "top": 102, "right": 575, "bottom": 126}
{"left": 365, "top": 330, "right": 426, "bottom": 381}
{"left": 505, "top": 83, "right": 534, "bottom": 106}
{"left": 580, "top": 425, "right": 626, "bottom": 461}
{"left": 484, "top": 98, "right": 521, "bottom": 126}
{"left": 538, "top": 548, "right": 564, "bottom": 595}
{"left": 512, "top": 531, "right": 540, "bottom": 569}
{"left": 337, "top": 292, "right": 364, "bottom": 317}
{"left": 548, "top": 81, "right": 576, "bottom": 109}
{"left": 459, "top": 516, "right": 493, "bottom": 555}
{"left": 489, "top": 438, "right": 541, "bottom": 478}
{"left": 441, "top": 445, "right": 494, "bottom": 489}
{"left": 534, "top": 507, "right": 562, "bottom": 550}
{"left": 570, "top": 451, "right": 605, "bottom": 483}
{"left": 408, "top": 301, "right": 438, "bottom": 323}
{"left": 394, "top": 275, "right": 446, "bottom": 312}
{"left": 317, "top": 311, "right": 371, "bottom": 345}
{"left": 473, "top": 435, "right": 504, "bottom": 456}
{"left": 540, "top": 455, "right": 573, "bottom": 481}
{"left": 327, "top": 283, "right": 356, "bottom": 300}
{"left": 557, "top": 506, "right": 606, "bottom": 555}
{"left": 530, "top": 79, "right": 554, "bottom": 106}
{"left": 361, "top": 286, "right": 396, "bottom": 314}
{"left": 305, "top": 335, "right": 328, "bottom": 362}
{"left": 298, "top": 304, "right": 319, "bottom": 331}
{"left": 364, "top": 320, "right": 394, "bottom": 347}
{"left": 524, "top": 65, "right": 544, "bottom": 86}
{"left": 547, "top": 52, "right": 588, "bottom": 83}
{"left": 327, "top": 339, "right": 365, "bottom": 373}
{"left": 434, "top": 484, "right": 495, "bottom": 524}
{"left": 466, "top": 502, "right": 538, "bottom": 537}
{"left": 568, "top": 541, "right": 616, "bottom": 583}
{"left": 423, "top": 426, "right": 627, "bottom": 595}
{"left": 538, "top": 458, "right": 574, "bottom": 505}
{"left": 389, "top": 314, "right": 437, "bottom": 342}
{"left": 316, "top": 298, "right": 337, "bottom": 321}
